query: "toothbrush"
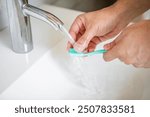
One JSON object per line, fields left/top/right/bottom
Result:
{"left": 69, "top": 48, "right": 107, "bottom": 57}
{"left": 60, "top": 27, "right": 107, "bottom": 57}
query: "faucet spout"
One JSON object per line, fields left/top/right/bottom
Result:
{"left": 23, "top": 4, "right": 64, "bottom": 31}
{"left": 6, "top": 0, "right": 64, "bottom": 53}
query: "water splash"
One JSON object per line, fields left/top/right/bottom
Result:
{"left": 67, "top": 56, "right": 103, "bottom": 97}
{"left": 59, "top": 26, "right": 102, "bottom": 97}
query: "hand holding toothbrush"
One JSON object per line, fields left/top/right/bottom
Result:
{"left": 67, "top": 4, "right": 131, "bottom": 52}
{"left": 67, "top": 0, "right": 150, "bottom": 68}
{"left": 104, "top": 20, "right": 150, "bottom": 68}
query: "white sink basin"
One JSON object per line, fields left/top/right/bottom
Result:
{"left": 0, "top": 5, "right": 150, "bottom": 100}
{"left": 1, "top": 39, "right": 150, "bottom": 100}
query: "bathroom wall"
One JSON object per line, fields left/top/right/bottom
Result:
{"left": 0, "top": 0, "right": 115, "bottom": 30}
{"left": 29, "top": 0, "right": 116, "bottom": 12}
{"left": 29, "top": 0, "right": 55, "bottom": 6}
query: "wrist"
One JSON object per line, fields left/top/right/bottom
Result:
{"left": 112, "top": 0, "right": 150, "bottom": 23}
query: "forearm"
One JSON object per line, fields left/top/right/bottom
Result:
{"left": 112, "top": 0, "right": 150, "bottom": 22}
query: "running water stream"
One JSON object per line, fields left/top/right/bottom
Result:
{"left": 59, "top": 26, "right": 102, "bottom": 97}
{"left": 60, "top": 26, "right": 75, "bottom": 44}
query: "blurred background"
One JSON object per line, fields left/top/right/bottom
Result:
{"left": 30, "top": 0, "right": 116, "bottom": 12}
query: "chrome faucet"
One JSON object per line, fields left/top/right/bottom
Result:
{"left": 6, "top": 0, "right": 64, "bottom": 53}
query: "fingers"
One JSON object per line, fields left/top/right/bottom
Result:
{"left": 103, "top": 40, "right": 138, "bottom": 66}
{"left": 102, "top": 28, "right": 120, "bottom": 40}
{"left": 69, "top": 15, "right": 85, "bottom": 41}
{"left": 103, "top": 40, "right": 118, "bottom": 61}
{"left": 67, "top": 41, "right": 73, "bottom": 51}
{"left": 73, "top": 28, "right": 95, "bottom": 52}
{"left": 91, "top": 37, "right": 102, "bottom": 45}
{"left": 103, "top": 39, "right": 128, "bottom": 63}
{"left": 104, "top": 41, "right": 116, "bottom": 50}
{"left": 87, "top": 37, "right": 101, "bottom": 52}
{"left": 67, "top": 15, "right": 85, "bottom": 51}
{"left": 87, "top": 42, "right": 96, "bottom": 52}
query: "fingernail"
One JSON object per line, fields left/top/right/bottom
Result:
{"left": 73, "top": 43, "right": 84, "bottom": 52}
{"left": 104, "top": 44, "right": 110, "bottom": 50}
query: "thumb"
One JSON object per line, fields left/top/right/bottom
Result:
{"left": 73, "top": 29, "right": 95, "bottom": 52}
{"left": 103, "top": 41, "right": 118, "bottom": 62}
{"left": 104, "top": 40, "right": 116, "bottom": 50}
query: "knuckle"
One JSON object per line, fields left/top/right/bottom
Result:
{"left": 103, "top": 55, "right": 109, "bottom": 62}
{"left": 124, "top": 58, "right": 133, "bottom": 65}
{"left": 133, "top": 63, "right": 143, "bottom": 68}
{"left": 103, "top": 54, "right": 111, "bottom": 62}
{"left": 76, "top": 14, "right": 84, "bottom": 20}
{"left": 118, "top": 50, "right": 124, "bottom": 59}
{"left": 118, "top": 57, "right": 124, "bottom": 63}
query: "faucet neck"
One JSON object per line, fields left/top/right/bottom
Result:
{"left": 6, "top": 0, "right": 64, "bottom": 53}
{"left": 7, "top": 0, "right": 32, "bottom": 53}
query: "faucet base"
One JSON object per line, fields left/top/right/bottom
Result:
{"left": 12, "top": 44, "right": 33, "bottom": 54}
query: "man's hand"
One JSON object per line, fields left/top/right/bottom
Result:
{"left": 103, "top": 20, "right": 150, "bottom": 68}
{"left": 67, "top": 5, "right": 132, "bottom": 52}
{"left": 67, "top": 0, "right": 150, "bottom": 53}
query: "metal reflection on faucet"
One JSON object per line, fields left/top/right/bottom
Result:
{"left": 6, "top": 0, "right": 64, "bottom": 53}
